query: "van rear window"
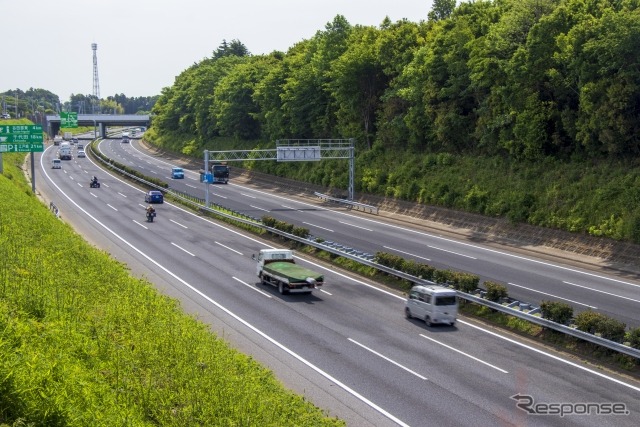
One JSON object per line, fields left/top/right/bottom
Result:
{"left": 435, "top": 296, "right": 457, "bottom": 306}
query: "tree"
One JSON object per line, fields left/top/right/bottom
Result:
{"left": 428, "top": 0, "right": 457, "bottom": 22}
{"left": 213, "top": 39, "right": 250, "bottom": 58}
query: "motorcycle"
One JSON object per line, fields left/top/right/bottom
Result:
{"left": 146, "top": 211, "right": 156, "bottom": 222}
{"left": 89, "top": 180, "right": 100, "bottom": 188}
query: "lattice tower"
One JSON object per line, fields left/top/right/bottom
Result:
{"left": 92, "top": 43, "right": 100, "bottom": 112}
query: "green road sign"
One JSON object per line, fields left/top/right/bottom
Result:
{"left": 60, "top": 112, "right": 78, "bottom": 128}
{"left": 0, "top": 143, "right": 44, "bottom": 153}
{"left": 0, "top": 124, "right": 43, "bottom": 134}
{"left": 0, "top": 134, "right": 44, "bottom": 143}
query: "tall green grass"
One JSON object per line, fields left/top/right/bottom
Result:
{"left": 0, "top": 153, "right": 343, "bottom": 426}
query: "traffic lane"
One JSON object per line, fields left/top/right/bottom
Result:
{"left": 43, "top": 175, "right": 533, "bottom": 426}
{"left": 36, "top": 150, "right": 402, "bottom": 426}
{"left": 127, "top": 206, "right": 636, "bottom": 427}
{"left": 38, "top": 159, "right": 640, "bottom": 426}
{"left": 86, "top": 142, "right": 640, "bottom": 326}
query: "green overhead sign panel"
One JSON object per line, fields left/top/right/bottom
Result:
{"left": 60, "top": 112, "right": 78, "bottom": 128}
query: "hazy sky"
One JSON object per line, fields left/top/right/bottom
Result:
{"left": 2, "top": 0, "right": 434, "bottom": 100}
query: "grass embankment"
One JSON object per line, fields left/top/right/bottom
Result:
{"left": 0, "top": 154, "right": 343, "bottom": 426}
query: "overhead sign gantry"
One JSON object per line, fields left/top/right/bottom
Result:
{"left": 202, "top": 139, "right": 355, "bottom": 206}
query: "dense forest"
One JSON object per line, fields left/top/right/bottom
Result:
{"left": 146, "top": 0, "right": 640, "bottom": 243}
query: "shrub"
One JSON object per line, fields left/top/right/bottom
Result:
{"left": 627, "top": 327, "right": 640, "bottom": 349}
{"left": 261, "top": 215, "right": 276, "bottom": 227}
{"left": 597, "top": 317, "right": 627, "bottom": 343}
{"left": 292, "top": 226, "right": 310, "bottom": 238}
{"left": 484, "top": 281, "right": 508, "bottom": 302}
{"left": 574, "top": 311, "right": 626, "bottom": 342}
{"left": 452, "top": 272, "right": 479, "bottom": 293}
{"left": 574, "top": 310, "right": 605, "bottom": 334}
{"left": 540, "top": 300, "right": 574, "bottom": 325}
{"left": 433, "top": 269, "right": 453, "bottom": 285}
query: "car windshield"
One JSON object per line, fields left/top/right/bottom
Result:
{"left": 434, "top": 295, "right": 457, "bottom": 306}
{"left": 173, "top": 168, "right": 183, "bottom": 173}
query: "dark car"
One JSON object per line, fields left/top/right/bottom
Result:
{"left": 145, "top": 190, "right": 164, "bottom": 203}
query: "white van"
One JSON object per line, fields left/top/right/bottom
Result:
{"left": 405, "top": 284, "right": 458, "bottom": 326}
{"left": 51, "top": 159, "right": 61, "bottom": 169}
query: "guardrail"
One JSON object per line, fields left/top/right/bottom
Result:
{"left": 91, "top": 143, "right": 640, "bottom": 360}
{"left": 315, "top": 192, "right": 378, "bottom": 214}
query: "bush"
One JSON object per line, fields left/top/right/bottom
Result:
{"left": 484, "top": 281, "right": 508, "bottom": 302}
{"left": 433, "top": 269, "right": 453, "bottom": 285}
{"left": 574, "top": 310, "right": 606, "bottom": 334}
{"left": 450, "top": 272, "right": 479, "bottom": 293}
{"left": 574, "top": 311, "right": 627, "bottom": 342}
{"left": 597, "top": 317, "right": 627, "bottom": 343}
{"left": 540, "top": 300, "right": 574, "bottom": 325}
{"left": 627, "top": 327, "right": 640, "bottom": 349}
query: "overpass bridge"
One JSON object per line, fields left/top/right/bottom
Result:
{"left": 45, "top": 114, "right": 150, "bottom": 138}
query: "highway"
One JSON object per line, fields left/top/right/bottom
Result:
{"left": 33, "top": 138, "right": 640, "bottom": 426}
{"left": 99, "top": 136, "right": 640, "bottom": 329}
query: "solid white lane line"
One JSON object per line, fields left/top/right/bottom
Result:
{"left": 563, "top": 281, "right": 640, "bottom": 303}
{"left": 509, "top": 283, "right": 597, "bottom": 309}
{"left": 419, "top": 334, "right": 508, "bottom": 374}
{"left": 459, "top": 319, "right": 640, "bottom": 393}
{"left": 319, "top": 289, "right": 332, "bottom": 295}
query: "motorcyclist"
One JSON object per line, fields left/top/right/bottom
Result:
{"left": 91, "top": 176, "right": 98, "bottom": 184}
{"left": 146, "top": 205, "right": 155, "bottom": 216}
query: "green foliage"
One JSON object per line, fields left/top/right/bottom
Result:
{"left": 627, "top": 327, "right": 640, "bottom": 349}
{"left": 0, "top": 158, "right": 343, "bottom": 426}
{"left": 144, "top": 2, "right": 640, "bottom": 244}
{"left": 484, "top": 281, "right": 508, "bottom": 302}
{"left": 574, "top": 311, "right": 627, "bottom": 342}
{"left": 540, "top": 300, "right": 574, "bottom": 325}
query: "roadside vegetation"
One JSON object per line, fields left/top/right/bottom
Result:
{"left": 146, "top": 0, "right": 640, "bottom": 244}
{"left": 0, "top": 153, "right": 343, "bottom": 426}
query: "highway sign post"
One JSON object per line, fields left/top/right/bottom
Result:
{"left": 0, "top": 124, "right": 45, "bottom": 189}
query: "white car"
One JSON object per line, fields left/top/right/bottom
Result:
{"left": 51, "top": 159, "right": 61, "bottom": 169}
{"left": 77, "top": 150, "right": 86, "bottom": 158}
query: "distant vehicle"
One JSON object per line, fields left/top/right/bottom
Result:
{"left": 171, "top": 167, "right": 184, "bottom": 179}
{"left": 51, "top": 159, "right": 61, "bottom": 169}
{"left": 77, "top": 150, "right": 86, "bottom": 158}
{"left": 1, "top": 113, "right": 10, "bottom": 119}
{"left": 57, "top": 145, "right": 72, "bottom": 160}
{"left": 121, "top": 131, "right": 130, "bottom": 143}
{"left": 144, "top": 190, "right": 164, "bottom": 204}
{"left": 63, "top": 132, "right": 72, "bottom": 140}
{"left": 53, "top": 136, "right": 63, "bottom": 146}
{"left": 71, "top": 137, "right": 78, "bottom": 144}
{"left": 211, "top": 162, "right": 230, "bottom": 184}
{"left": 77, "top": 143, "right": 84, "bottom": 150}
{"left": 405, "top": 284, "right": 458, "bottom": 326}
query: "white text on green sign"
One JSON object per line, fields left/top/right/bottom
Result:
{"left": 0, "top": 143, "right": 44, "bottom": 153}
{"left": 0, "top": 134, "right": 44, "bottom": 143}
{"left": 0, "top": 125, "right": 43, "bottom": 135}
